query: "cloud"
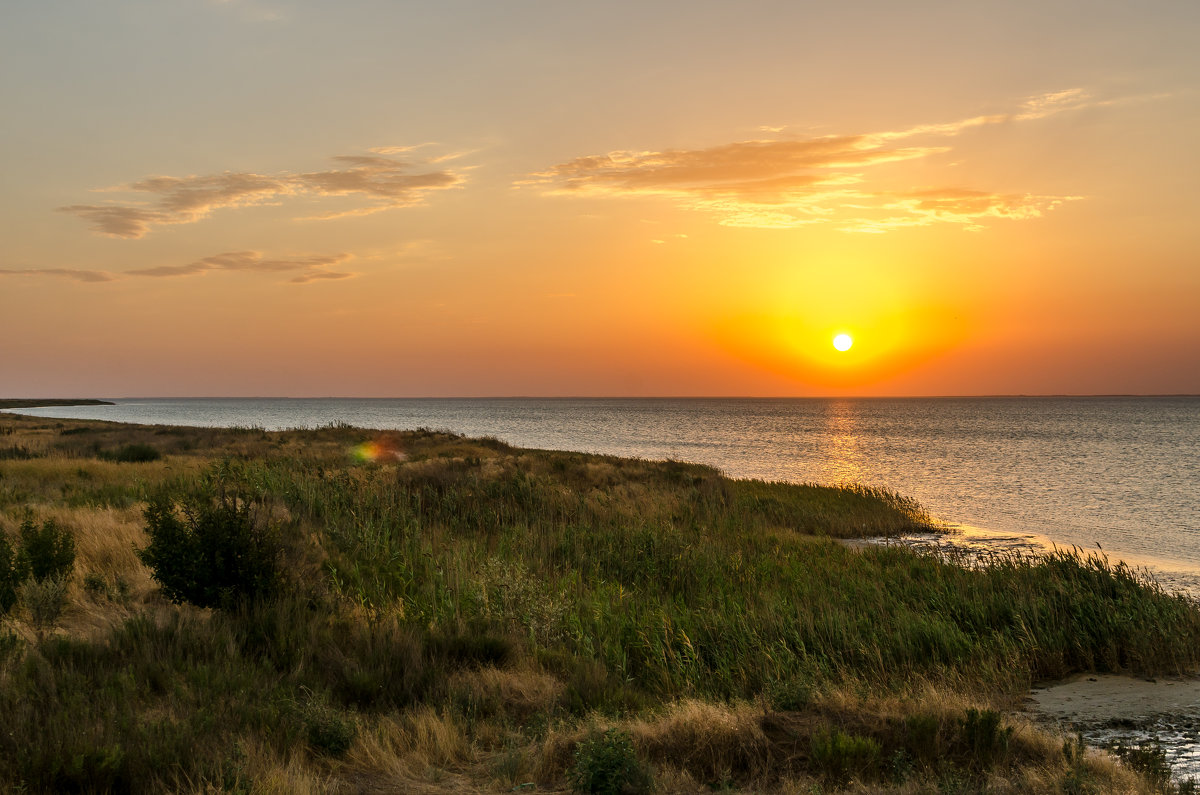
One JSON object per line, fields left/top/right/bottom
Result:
{"left": 840, "top": 189, "right": 1081, "bottom": 233}
{"left": 0, "top": 268, "right": 117, "bottom": 283}
{"left": 1, "top": 251, "right": 355, "bottom": 285}
{"left": 55, "top": 206, "right": 170, "bottom": 239}
{"left": 290, "top": 270, "right": 355, "bottom": 284}
{"left": 61, "top": 149, "right": 466, "bottom": 238}
{"left": 127, "top": 251, "right": 352, "bottom": 279}
{"left": 528, "top": 89, "right": 1099, "bottom": 232}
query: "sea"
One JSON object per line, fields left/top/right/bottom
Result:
{"left": 9, "top": 395, "right": 1198, "bottom": 590}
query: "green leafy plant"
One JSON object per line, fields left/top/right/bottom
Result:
{"left": 299, "top": 694, "right": 357, "bottom": 758}
{"left": 568, "top": 729, "right": 652, "bottom": 795}
{"left": 16, "top": 516, "right": 76, "bottom": 584}
{"left": 137, "top": 476, "right": 283, "bottom": 609}
{"left": 961, "top": 707, "right": 1012, "bottom": 769}
{"left": 1108, "top": 737, "right": 1196, "bottom": 794}
{"left": 19, "top": 574, "right": 70, "bottom": 638}
{"left": 101, "top": 444, "right": 162, "bottom": 463}
{"left": 0, "top": 534, "right": 17, "bottom": 614}
{"left": 1061, "top": 734, "right": 1093, "bottom": 795}
{"left": 810, "top": 728, "right": 881, "bottom": 784}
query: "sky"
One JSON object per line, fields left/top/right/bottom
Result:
{"left": 2, "top": 0, "right": 1198, "bottom": 397}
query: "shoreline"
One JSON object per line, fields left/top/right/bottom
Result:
{"left": 0, "top": 398, "right": 114, "bottom": 409}
{"left": 853, "top": 524, "right": 1200, "bottom": 600}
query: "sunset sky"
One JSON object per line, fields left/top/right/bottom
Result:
{"left": 2, "top": 0, "right": 1197, "bottom": 397}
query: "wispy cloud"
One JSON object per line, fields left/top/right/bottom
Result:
{"left": 290, "top": 270, "right": 354, "bottom": 284}
{"left": 841, "top": 189, "right": 1079, "bottom": 233}
{"left": 527, "top": 89, "right": 1100, "bottom": 232}
{"left": 128, "top": 251, "right": 354, "bottom": 280}
{"left": 0, "top": 267, "right": 117, "bottom": 283}
{"left": 1, "top": 251, "right": 355, "bottom": 284}
{"left": 61, "top": 148, "right": 466, "bottom": 238}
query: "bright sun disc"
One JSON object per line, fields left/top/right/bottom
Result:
{"left": 833, "top": 334, "right": 853, "bottom": 352}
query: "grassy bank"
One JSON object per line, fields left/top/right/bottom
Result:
{"left": 1, "top": 412, "right": 1198, "bottom": 793}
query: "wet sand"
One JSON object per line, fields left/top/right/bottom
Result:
{"left": 1028, "top": 674, "right": 1200, "bottom": 779}
{"left": 1030, "top": 673, "right": 1200, "bottom": 722}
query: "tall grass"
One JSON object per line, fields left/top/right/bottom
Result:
{"left": 245, "top": 445, "right": 1200, "bottom": 704}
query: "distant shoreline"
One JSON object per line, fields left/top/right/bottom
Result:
{"left": 0, "top": 398, "right": 113, "bottom": 409}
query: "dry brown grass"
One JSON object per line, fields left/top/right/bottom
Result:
{"left": 447, "top": 665, "right": 564, "bottom": 723}
{"left": 239, "top": 742, "right": 336, "bottom": 795}
{"left": 532, "top": 686, "right": 1159, "bottom": 794}
{"left": 631, "top": 700, "right": 772, "bottom": 784}
{"left": 344, "top": 708, "right": 472, "bottom": 785}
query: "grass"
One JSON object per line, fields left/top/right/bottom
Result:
{"left": 0, "top": 409, "right": 1197, "bottom": 792}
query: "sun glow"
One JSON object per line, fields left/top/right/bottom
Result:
{"left": 833, "top": 333, "right": 853, "bottom": 352}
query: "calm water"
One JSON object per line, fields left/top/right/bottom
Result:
{"left": 9, "top": 396, "right": 1200, "bottom": 585}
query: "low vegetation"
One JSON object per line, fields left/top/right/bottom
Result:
{"left": 1, "top": 410, "right": 1198, "bottom": 793}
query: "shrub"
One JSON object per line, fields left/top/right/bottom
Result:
{"left": 83, "top": 572, "right": 109, "bottom": 599}
{"left": 810, "top": 728, "right": 881, "bottom": 784}
{"left": 766, "top": 677, "right": 815, "bottom": 711}
{"left": 1107, "top": 738, "right": 1194, "bottom": 794}
{"left": 137, "top": 481, "right": 283, "bottom": 609}
{"left": 569, "top": 729, "right": 652, "bottom": 795}
{"left": 0, "top": 534, "right": 17, "bottom": 614}
{"left": 0, "top": 628, "right": 21, "bottom": 666}
{"left": 19, "top": 574, "right": 69, "bottom": 637}
{"left": 961, "top": 707, "right": 1012, "bottom": 769}
{"left": 16, "top": 516, "right": 76, "bottom": 584}
{"left": 301, "top": 697, "right": 357, "bottom": 758}
{"left": 102, "top": 444, "right": 162, "bottom": 463}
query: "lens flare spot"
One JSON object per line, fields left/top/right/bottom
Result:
{"left": 350, "top": 436, "right": 407, "bottom": 463}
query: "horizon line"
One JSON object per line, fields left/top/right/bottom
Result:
{"left": 9, "top": 393, "right": 1200, "bottom": 401}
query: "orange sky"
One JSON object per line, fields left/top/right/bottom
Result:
{"left": 2, "top": 1, "right": 1197, "bottom": 396}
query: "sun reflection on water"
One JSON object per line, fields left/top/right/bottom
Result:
{"left": 817, "top": 400, "right": 865, "bottom": 485}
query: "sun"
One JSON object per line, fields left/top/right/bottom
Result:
{"left": 832, "top": 333, "right": 853, "bottom": 352}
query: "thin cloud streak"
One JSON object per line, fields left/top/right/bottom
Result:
{"left": 529, "top": 89, "right": 1099, "bottom": 232}
{"left": 0, "top": 268, "right": 117, "bottom": 283}
{"left": 1, "top": 252, "right": 355, "bottom": 284}
{"left": 61, "top": 149, "right": 466, "bottom": 238}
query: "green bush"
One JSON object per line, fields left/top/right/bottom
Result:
{"left": 568, "top": 729, "right": 652, "bottom": 795}
{"left": 19, "top": 575, "right": 69, "bottom": 637}
{"left": 102, "top": 444, "right": 162, "bottom": 463}
{"left": 137, "top": 481, "right": 283, "bottom": 609}
{"left": 766, "top": 677, "right": 815, "bottom": 711}
{"left": 810, "top": 728, "right": 881, "bottom": 784}
{"left": 0, "top": 534, "right": 17, "bottom": 614}
{"left": 961, "top": 707, "right": 1012, "bottom": 769}
{"left": 83, "top": 572, "right": 108, "bottom": 599}
{"left": 301, "top": 698, "right": 357, "bottom": 758}
{"left": 16, "top": 516, "right": 76, "bottom": 584}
